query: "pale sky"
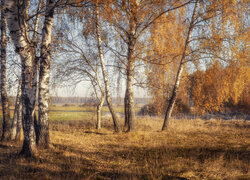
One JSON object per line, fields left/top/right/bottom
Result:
{"left": 50, "top": 80, "right": 149, "bottom": 98}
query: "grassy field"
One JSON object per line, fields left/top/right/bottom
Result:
{"left": 0, "top": 105, "right": 139, "bottom": 122}
{"left": 0, "top": 105, "right": 249, "bottom": 179}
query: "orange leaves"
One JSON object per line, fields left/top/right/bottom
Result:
{"left": 150, "top": 11, "right": 186, "bottom": 64}
{"left": 191, "top": 60, "right": 249, "bottom": 114}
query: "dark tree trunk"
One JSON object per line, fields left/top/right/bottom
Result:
{"left": 15, "top": 98, "right": 22, "bottom": 141}
{"left": 1, "top": 0, "right": 12, "bottom": 142}
{"left": 11, "top": 77, "right": 22, "bottom": 141}
{"left": 124, "top": 89, "right": 129, "bottom": 129}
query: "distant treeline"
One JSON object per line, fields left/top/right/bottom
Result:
{"left": 50, "top": 96, "right": 150, "bottom": 105}
{"left": 1, "top": 96, "right": 150, "bottom": 106}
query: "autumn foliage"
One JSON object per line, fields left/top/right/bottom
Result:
{"left": 144, "top": 0, "right": 249, "bottom": 116}
{"left": 191, "top": 61, "right": 250, "bottom": 114}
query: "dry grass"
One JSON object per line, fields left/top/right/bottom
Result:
{"left": 0, "top": 116, "right": 249, "bottom": 179}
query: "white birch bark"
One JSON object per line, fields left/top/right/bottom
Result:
{"left": 95, "top": 6, "right": 120, "bottom": 132}
{"left": 5, "top": 0, "right": 37, "bottom": 157}
{"left": 92, "top": 80, "right": 105, "bottom": 130}
{"left": 1, "top": 0, "right": 12, "bottom": 141}
{"left": 37, "top": 0, "right": 56, "bottom": 148}
{"left": 125, "top": 14, "right": 137, "bottom": 132}
{"left": 162, "top": 0, "right": 199, "bottom": 130}
{"left": 96, "top": 96, "right": 105, "bottom": 129}
{"left": 125, "top": 53, "right": 136, "bottom": 132}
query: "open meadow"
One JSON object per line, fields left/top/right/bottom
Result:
{"left": 0, "top": 105, "right": 249, "bottom": 179}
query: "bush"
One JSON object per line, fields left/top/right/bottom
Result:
{"left": 138, "top": 104, "right": 158, "bottom": 116}
{"left": 139, "top": 99, "right": 191, "bottom": 117}
{"left": 63, "top": 104, "right": 74, "bottom": 107}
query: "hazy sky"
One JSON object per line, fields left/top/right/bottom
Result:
{"left": 50, "top": 81, "right": 149, "bottom": 98}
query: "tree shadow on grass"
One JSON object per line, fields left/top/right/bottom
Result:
{"left": 100, "top": 143, "right": 250, "bottom": 179}
{"left": 0, "top": 143, "right": 147, "bottom": 180}
{"left": 1, "top": 140, "right": 249, "bottom": 180}
{"left": 0, "top": 143, "right": 94, "bottom": 179}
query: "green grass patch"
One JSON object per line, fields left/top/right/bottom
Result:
{"left": 49, "top": 111, "right": 95, "bottom": 122}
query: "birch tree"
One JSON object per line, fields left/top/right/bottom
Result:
{"left": 5, "top": 0, "right": 57, "bottom": 156}
{"left": 53, "top": 27, "right": 106, "bottom": 130}
{"left": 162, "top": 0, "right": 199, "bottom": 130}
{"left": 161, "top": 0, "right": 250, "bottom": 129}
{"left": 1, "top": 0, "right": 12, "bottom": 141}
{"left": 53, "top": 2, "right": 120, "bottom": 131}
{"left": 37, "top": 0, "right": 56, "bottom": 149}
{"left": 105, "top": 0, "right": 191, "bottom": 132}
{"left": 95, "top": 4, "right": 120, "bottom": 132}
{"left": 5, "top": 0, "right": 38, "bottom": 156}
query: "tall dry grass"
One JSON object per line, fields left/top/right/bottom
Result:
{"left": 0, "top": 116, "right": 249, "bottom": 179}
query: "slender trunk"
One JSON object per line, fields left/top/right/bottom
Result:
{"left": 37, "top": 0, "right": 55, "bottom": 148}
{"left": 96, "top": 95, "right": 105, "bottom": 130}
{"left": 126, "top": 57, "right": 136, "bottom": 132}
{"left": 162, "top": 0, "right": 199, "bottom": 130}
{"left": 6, "top": 0, "right": 37, "bottom": 157}
{"left": 16, "top": 96, "right": 22, "bottom": 141}
{"left": 32, "top": 52, "right": 39, "bottom": 142}
{"left": 1, "top": 0, "right": 12, "bottom": 141}
{"left": 124, "top": 89, "right": 129, "bottom": 128}
{"left": 162, "top": 65, "right": 184, "bottom": 130}
{"left": 32, "top": 0, "right": 42, "bottom": 143}
{"left": 32, "top": 0, "right": 42, "bottom": 42}
{"left": 11, "top": 77, "right": 22, "bottom": 141}
{"left": 95, "top": 6, "right": 120, "bottom": 132}
{"left": 91, "top": 78, "right": 105, "bottom": 130}
{"left": 31, "top": 0, "right": 42, "bottom": 144}
{"left": 125, "top": 13, "right": 137, "bottom": 132}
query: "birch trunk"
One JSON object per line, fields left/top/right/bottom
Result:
{"left": 162, "top": 0, "right": 199, "bottom": 130}
{"left": 30, "top": 0, "right": 42, "bottom": 143}
{"left": 1, "top": 0, "right": 12, "bottom": 141}
{"left": 20, "top": 54, "right": 37, "bottom": 157}
{"left": 126, "top": 56, "right": 136, "bottom": 132}
{"left": 96, "top": 94, "right": 105, "bottom": 130}
{"left": 95, "top": 6, "right": 120, "bottom": 132}
{"left": 16, "top": 95, "right": 22, "bottom": 141}
{"left": 5, "top": 0, "right": 37, "bottom": 157}
{"left": 91, "top": 76, "right": 105, "bottom": 130}
{"left": 125, "top": 16, "right": 137, "bottom": 132}
{"left": 11, "top": 77, "right": 22, "bottom": 141}
{"left": 37, "top": 0, "right": 56, "bottom": 148}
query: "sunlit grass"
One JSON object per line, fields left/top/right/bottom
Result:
{"left": 49, "top": 111, "right": 95, "bottom": 122}
{"left": 0, "top": 104, "right": 140, "bottom": 122}
{"left": 49, "top": 105, "right": 95, "bottom": 112}
{"left": 0, "top": 106, "right": 249, "bottom": 179}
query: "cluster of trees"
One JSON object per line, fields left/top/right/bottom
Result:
{"left": 0, "top": 0, "right": 249, "bottom": 158}
{"left": 147, "top": 60, "right": 249, "bottom": 116}
{"left": 191, "top": 61, "right": 249, "bottom": 114}
{"left": 1, "top": 0, "right": 59, "bottom": 157}
{"left": 147, "top": 0, "right": 249, "bottom": 117}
